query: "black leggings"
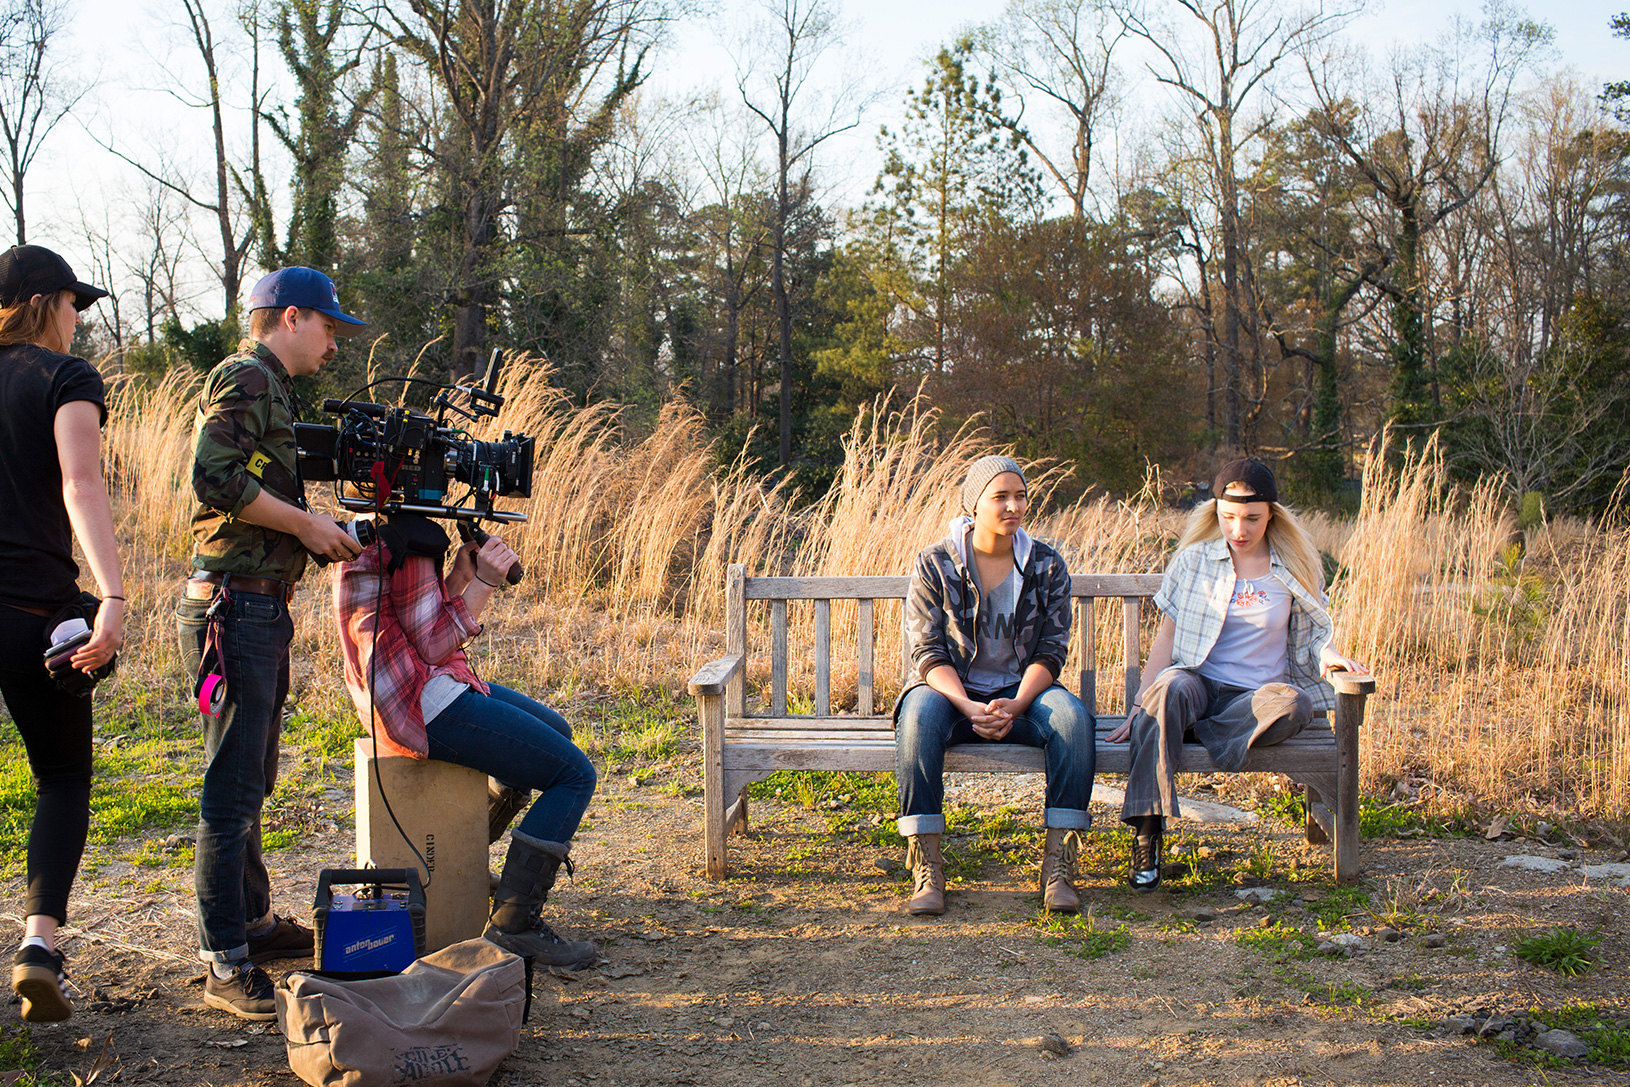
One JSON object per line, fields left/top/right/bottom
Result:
{"left": 0, "top": 606, "right": 93, "bottom": 924}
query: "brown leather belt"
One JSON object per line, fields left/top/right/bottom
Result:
{"left": 186, "top": 570, "right": 293, "bottom": 602}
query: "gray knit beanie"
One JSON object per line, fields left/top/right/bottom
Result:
{"left": 961, "top": 455, "right": 1026, "bottom": 514}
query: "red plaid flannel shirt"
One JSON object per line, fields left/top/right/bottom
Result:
{"left": 334, "top": 542, "right": 488, "bottom": 758}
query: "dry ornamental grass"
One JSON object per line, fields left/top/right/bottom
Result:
{"left": 89, "top": 364, "right": 1630, "bottom": 828}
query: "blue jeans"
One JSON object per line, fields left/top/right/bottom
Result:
{"left": 425, "top": 683, "right": 596, "bottom": 844}
{"left": 177, "top": 589, "right": 291, "bottom": 963}
{"left": 895, "top": 681, "right": 1096, "bottom": 836}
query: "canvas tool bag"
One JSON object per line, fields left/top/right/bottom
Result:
{"left": 275, "top": 938, "right": 526, "bottom": 1086}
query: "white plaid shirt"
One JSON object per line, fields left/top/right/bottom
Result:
{"left": 1153, "top": 538, "right": 1335, "bottom": 712}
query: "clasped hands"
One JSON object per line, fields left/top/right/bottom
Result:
{"left": 964, "top": 697, "right": 1023, "bottom": 740}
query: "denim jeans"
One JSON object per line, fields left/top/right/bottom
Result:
{"left": 177, "top": 589, "right": 292, "bottom": 963}
{"left": 425, "top": 683, "right": 596, "bottom": 844}
{"left": 895, "top": 681, "right": 1096, "bottom": 836}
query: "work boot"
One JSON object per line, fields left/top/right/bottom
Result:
{"left": 904, "top": 833, "right": 945, "bottom": 916}
{"left": 484, "top": 832, "right": 598, "bottom": 969}
{"left": 1040, "top": 827, "right": 1082, "bottom": 913}
{"left": 487, "top": 779, "right": 532, "bottom": 845}
{"left": 1129, "top": 815, "right": 1164, "bottom": 892}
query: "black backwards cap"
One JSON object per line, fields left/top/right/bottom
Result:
{"left": 1213, "top": 458, "right": 1278, "bottom": 505}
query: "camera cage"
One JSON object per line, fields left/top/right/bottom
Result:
{"left": 295, "top": 349, "right": 533, "bottom": 526}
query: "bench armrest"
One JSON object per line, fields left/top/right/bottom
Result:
{"left": 688, "top": 653, "right": 745, "bottom": 696}
{"left": 1328, "top": 671, "right": 1376, "bottom": 698}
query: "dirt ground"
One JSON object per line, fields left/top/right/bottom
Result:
{"left": 6, "top": 766, "right": 1629, "bottom": 1087}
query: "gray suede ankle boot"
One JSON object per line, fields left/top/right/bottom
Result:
{"left": 485, "top": 832, "right": 598, "bottom": 969}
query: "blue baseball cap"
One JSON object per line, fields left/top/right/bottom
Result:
{"left": 245, "top": 267, "right": 367, "bottom": 336}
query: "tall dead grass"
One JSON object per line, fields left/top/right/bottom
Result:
{"left": 91, "top": 368, "right": 1629, "bottom": 822}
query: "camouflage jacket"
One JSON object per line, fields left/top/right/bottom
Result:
{"left": 188, "top": 340, "right": 310, "bottom": 584}
{"left": 895, "top": 518, "right": 1074, "bottom": 713}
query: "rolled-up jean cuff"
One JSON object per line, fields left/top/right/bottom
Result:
{"left": 897, "top": 814, "right": 945, "bottom": 836}
{"left": 245, "top": 909, "right": 277, "bottom": 938}
{"left": 199, "top": 943, "right": 249, "bottom": 966}
{"left": 1045, "top": 807, "right": 1092, "bottom": 830}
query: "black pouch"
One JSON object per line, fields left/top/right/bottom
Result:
{"left": 376, "top": 514, "right": 451, "bottom": 573}
{"left": 42, "top": 591, "right": 116, "bottom": 696}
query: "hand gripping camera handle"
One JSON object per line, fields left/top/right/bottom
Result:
{"left": 458, "top": 521, "right": 524, "bottom": 585}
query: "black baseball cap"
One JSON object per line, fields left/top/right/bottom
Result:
{"left": 0, "top": 245, "right": 108, "bottom": 311}
{"left": 245, "top": 267, "right": 367, "bottom": 336}
{"left": 1214, "top": 458, "right": 1278, "bottom": 505}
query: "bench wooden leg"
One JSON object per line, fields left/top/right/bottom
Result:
{"left": 1303, "top": 783, "right": 1330, "bottom": 845}
{"left": 1334, "top": 688, "right": 1365, "bottom": 883}
{"left": 698, "top": 691, "right": 728, "bottom": 879}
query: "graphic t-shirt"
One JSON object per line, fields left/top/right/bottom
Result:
{"left": 965, "top": 564, "right": 1022, "bottom": 694}
{"left": 0, "top": 344, "right": 106, "bottom": 611}
{"left": 1197, "top": 575, "right": 1291, "bottom": 691}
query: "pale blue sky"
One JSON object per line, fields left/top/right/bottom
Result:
{"left": 35, "top": 0, "right": 1628, "bottom": 320}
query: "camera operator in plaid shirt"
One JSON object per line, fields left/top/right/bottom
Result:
{"left": 333, "top": 514, "right": 599, "bottom": 969}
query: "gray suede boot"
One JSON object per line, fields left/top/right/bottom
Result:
{"left": 484, "top": 832, "right": 598, "bottom": 968}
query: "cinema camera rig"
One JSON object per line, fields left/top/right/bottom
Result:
{"left": 295, "top": 349, "right": 535, "bottom": 527}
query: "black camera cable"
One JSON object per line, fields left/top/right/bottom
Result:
{"left": 362, "top": 530, "right": 433, "bottom": 890}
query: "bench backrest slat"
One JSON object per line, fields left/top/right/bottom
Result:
{"left": 1079, "top": 596, "right": 1097, "bottom": 710}
{"left": 857, "top": 599, "right": 875, "bottom": 716}
{"left": 725, "top": 564, "right": 1165, "bottom": 718}
{"left": 1124, "top": 595, "right": 1143, "bottom": 711}
{"left": 814, "top": 599, "right": 832, "bottom": 716}
{"left": 771, "top": 599, "right": 789, "bottom": 716}
{"left": 726, "top": 564, "right": 746, "bottom": 717}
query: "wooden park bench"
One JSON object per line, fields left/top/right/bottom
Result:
{"left": 687, "top": 563, "right": 1376, "bottom": 883}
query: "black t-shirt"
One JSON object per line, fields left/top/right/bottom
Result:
{"left": 0, "top": 343, "right": 106, "bottom": 610}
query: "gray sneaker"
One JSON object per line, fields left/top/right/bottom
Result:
{"left": 203, "top": 960, "right": 277, "bottom": 1021}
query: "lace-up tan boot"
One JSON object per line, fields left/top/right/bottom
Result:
{"left": 904, "top": 833, "right": 945, "bottom": 915}
{"left": 1040, "top": 827, "right": 1082, "bottom": 913}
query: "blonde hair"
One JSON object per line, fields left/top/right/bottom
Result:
{"left": 0, "top": 289, "right": 67, "bottom": 348}
{"left": 1177, "top": 498, "right": 1324, "bottom": 598}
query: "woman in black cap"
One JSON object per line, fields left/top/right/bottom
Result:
{"left": 0, "top": 244, "right": 124, "bottom": 1020}
{"left": 1106, "top": 458, "right": 1367, "bottom": 890}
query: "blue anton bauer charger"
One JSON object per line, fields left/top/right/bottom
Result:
{"left": 312, "top": 868, "right": 427, "bottom": 977}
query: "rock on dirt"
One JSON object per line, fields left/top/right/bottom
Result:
{"left": 1498, "top": 855, "right": 1573, "bottom": 873}
{"left": 1533, "top": 1029, "right": 1589, "bottom": 1058}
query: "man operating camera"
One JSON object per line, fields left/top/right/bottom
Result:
{"left": 176, "top": 268, "right": 365, "bottom": 1020}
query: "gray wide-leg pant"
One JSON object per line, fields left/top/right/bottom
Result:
{"left": 1120, "top": 668, "right": 1311, "bottom": 822}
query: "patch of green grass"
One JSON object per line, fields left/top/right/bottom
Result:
{"left": 1513, "top": 927, "right": 1602, "bottom": 977}
{"left": 0, "top": 1022, "right": 68, "bottom": 1085}
{"left": 1305, "top": 883, "right": 1373, "bottom": 931}
{"left": 1162, "top": 831, "right": 1231, "bottom": 893}
{"left": 284, "top": 708, "right": 366, "bottom": 760}
{"left": 1156, "top": 917, "right": 1198, "bottom": 935}
{"left": 1032, "top": 907, "right": 1131, "bottom": 960}
{"left": 1241, "top": 842, "right": 1274, "bottom": 882}
{"left": 1490, "top": 1003, "right": 1630, "bottom": 1069}
{"left": 582, "top": 689, "right": 689, "bottom": 763}
{"left": 1237, "top": 921, "right": 1319, "bottom": 961}
{"left": 1257, "top": 792, "right": 1470, "bottom": 838}
{"left": 1275, "top": 966, "right": 1367, "bottom": 1007}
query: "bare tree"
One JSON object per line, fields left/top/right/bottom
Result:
{"left": 735, "top": 0, "right": 873, "bottom": 468}
{"left": 96, "top": 0, "right": 269, "bottom": 316}
{"left": 382, "top": 0, "right": 665, "bottom": 380}
{"left": 1118, "top": 0, "right": 1357, "bottom": 450}
{"left": 0, "top": 0, "right": 89, "bottom": 243}
{"left": 981, "top": 0, "right": 1124, "bottom": 224}
{"left": 1305, "top": 0, "right": 1549, "bottom": 438}
{"left": 686, "top": 93, "right": 771, "bottom": 416}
